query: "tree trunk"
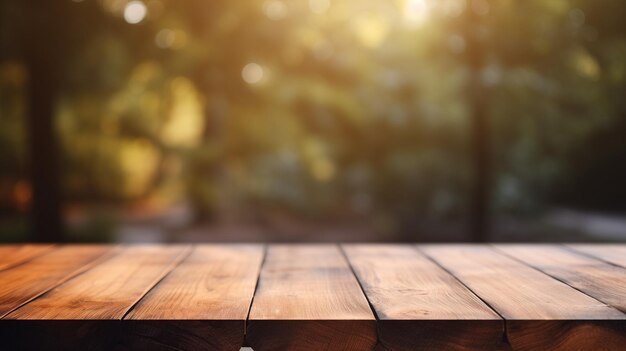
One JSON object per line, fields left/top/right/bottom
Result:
{"left": 465, "top": 9, "right": 492, "bottom": 242}
{"left": 25, "top": 59, "right": 63, "bottom": 242}
{"left": 468, "top": 82, "right": 491, "bottom": 242}
{"left": 23, "top": 0, "right": 66, "bottom": 242}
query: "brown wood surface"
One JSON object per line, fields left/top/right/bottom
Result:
{"left": 4, "top": 245, "right": 190, "bottom": 350}
{"left": 124, "top": 244, "right": 264, "bottom": 351}
{"left": 1, "top": 244, "right": 626, "bottom": 351}
{"left": 567, "top": 244, "right": 626, "bottom": 268}
{"left": 344, "top": 244, "right": 504, "bottom": 351}
{"left": 8, "top": 245, "right": 190, "bottom": 319}
{"left": 0, "top": 245, "right": 112, "bottom": 318}
{"left": 246, "top": 244, "right": 377, "bottom": 351}
{"left": 0, "top": 244, "right": 55, "bottom": 272}
{"left": 421, "top": 245, "right": 626, "bottom": 351}
{"left": 496, "top": 244, "right": 626, "bottom": 313}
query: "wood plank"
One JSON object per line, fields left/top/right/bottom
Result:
{"left": 246, "top": 244, "right": 377, "bottom": 351}
{"left": 421, "top": 245, "right": 626, "bottom": 351}
{"left": 0, "top": 244, "right": 56, "bottom": 272}
{"left": 7, "top": 244, "right": 189, "bottom": 319}
{"left": 3, "top": 245, "right": 190, "bottom": 350}
{"left": 496, "top": 244, "right": 626, "bottom": 313}
{"left": 567, "top": 244, "right": 626, "bottom": 268}
{"left": 123, "top": 244, "right": 264, "bottom": 351}
{"left": 0, "top": 245, "right": 111, "bottom": 318}
{"left": 343, "top": 244, "right": 504, "bottom": 351}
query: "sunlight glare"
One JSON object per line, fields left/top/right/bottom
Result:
{"left": 403, "top": 0, "right": 430, "bottom": 28}
{"left": 352, "top": 13, "right": 391, "bottom": 48}
{"left": 161, "top": 77, "right": 205, "bottom": 147}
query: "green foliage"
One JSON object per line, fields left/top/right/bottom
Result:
{"left": 1, "top": 0, "right": 625, "bottom": 232}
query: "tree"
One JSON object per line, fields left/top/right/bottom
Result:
{"left": 2, "top": 0, "right": 111, "bottom": 241}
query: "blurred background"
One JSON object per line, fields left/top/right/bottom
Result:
{"left": 1, "top": 0, "right": 625, "bottom": 243}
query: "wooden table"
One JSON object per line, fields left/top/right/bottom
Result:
{"left": 0, "top": 244, "right": 625, "bottom": 350}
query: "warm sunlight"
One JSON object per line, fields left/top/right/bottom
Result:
{"left": 403, "top": 0, "right": 430, "bottom": 27}
{"left": 2, "top": 2, "right": 626, "bottom": 347}
{"left": 2, "top": 0, "right": 626, "bottom": 246}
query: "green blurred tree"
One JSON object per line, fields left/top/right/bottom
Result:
{"left": 1, "top": 0, "right": 625, "bottom": 241}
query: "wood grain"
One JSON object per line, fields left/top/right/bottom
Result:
{"left": 567, "top": 244, "right": 626, "bottom": 268}
{"left": 124, "top": 244, "right": 264, "bottom": 351}
{"left": 8, "top": 244, "right": 190, "bottom": 319}
{"left": 505, "top": 321, "right": 626, "bottom": 351}
{"left": 344, "top": 244, "right": 503, "bottom": 351}
{"left": 496, "top": 244, "right": 626, "bottom": 313}
{"left": 247, "top": 244, "right": 377, "bottom": 351}
{"left": 421, "top": 245, "right": 626, "bottom": 351}
{"left": 0, "top": 244, "right": 55, "bottom": 272}
{"left": 3, "top": 245, "right": 190, "bottom": 350}
{"left": 0, "top": 245, "right": 111, "bottom": 318}
{"left": 2, "top": 244, "right": 626, "bottom": 350}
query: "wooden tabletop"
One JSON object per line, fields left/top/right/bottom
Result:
{"left": 0, "top": 244, "right": 625, "bottom": 351}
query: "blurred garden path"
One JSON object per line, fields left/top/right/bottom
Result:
{"left": 68, "top": 205, "right": 626, "bottom": 243}
{"left": 546, "top": 209, "right": 626, "bottom": 241}
{"left": 83, "top": 205, "right": 626, "bottom": 243}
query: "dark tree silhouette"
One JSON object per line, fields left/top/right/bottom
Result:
{"left": 464, "top": 6, "right": 491, "bottom": 242}
{"left": 21, "top": 0, "right": 68, "bottom": 242}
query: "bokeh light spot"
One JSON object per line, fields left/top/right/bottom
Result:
{"left": 312, "top": 158, "right": 336, "bottom": 182}
{"left": 569, "top": 8, "right": 586, "bottom": 28}
{"left": 242, "top": 63, "right": 264, "bottom": 84}
{"left": 352, "top": 13, "right": 391, "bottom": 48}
{"left": 309, "top": 0, "right": 330, "bottom": 14}
{"left": 441, "top": 0, "right": 465, "bottom": 17}
{"left": 263, "top": 0, "right": 288, "bottom": 21}
{"left": 313, "top": 40, "right": 334, "bottom": 61}
{"left": 155, "top": 29, "right": 175, "bottom": 48}
{"left": 155, "top": 29, "right": 187, "bottom": 49}
{"left": 447, "top": 34, "right": 466, "bottom": 54}
{"left": 471, "top": 0, "right": 490, "bottom": 16}
{"left": 124, "top": 1, "right": 148, "bottom": 24}
{"left": 404, "top": 0, "right": 429, "bottom": 27}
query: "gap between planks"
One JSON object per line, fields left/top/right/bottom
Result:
{"left": 0, "top": 244, "right": 57, "bottom": 272}
{"left": 0, "top": 245, "right": 118, "bottom": 319}
{"left": 421, "top": 244, "right": 626, "bottom": 351}
{"left": 245, "top": 244, "right": 377, "bottom": 351}
{"left": 3, "top": 245, "right": 264, "bottom": 351}
{"left": 414, "top": 244, "right": 511, "bottom": 350}
{"left": 339, "top": 245, "right": 382, "bottom": 322}
{"left": 120, "top": 245, "right": 194, "bottom": 320}
{"left": 345, "top": 244, "right": 506, "bottom": 351}
{"left": 243, "top": 244, "right": 268, "bottom": 340}
{"left": 493, "top": 244, "right": 626, "bottom": 314}
{"left": 3, "top": 244, "right": 626, "bottom": 351}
